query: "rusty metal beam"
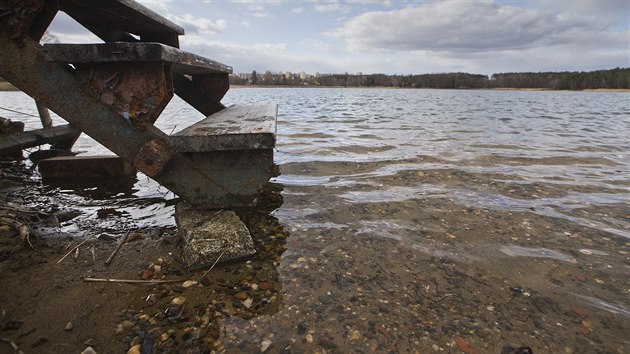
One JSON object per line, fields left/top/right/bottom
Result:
{"left": 29, "top": 0, "right": 58, "bottom": 40}
{"left": 0, "top": 34, "right": 266, "bottom": 207}
{"left": 64, "top": 19, "right": 229, "bottom": 117}
{"left": 172, "top": 74, "right": 226, "bottom": 116}
{"left": 0, "top": 124, "right": 79, "bottom": 155}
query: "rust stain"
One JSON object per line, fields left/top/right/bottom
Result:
{"left": 133, "top": 138, "right": 174, "bottom": 177}
{"left": 0, "top": 0, "right": 44, "bottom": 45}
{"left": 76, "top": 63, "right": 173, "bottom": 130}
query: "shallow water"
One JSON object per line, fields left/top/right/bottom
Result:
{"left": 1, "top": 88, "right": 629, "bottom": 352}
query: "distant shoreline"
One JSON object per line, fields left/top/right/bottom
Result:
{"left": 1, "top": 81, "right": 627, "bottom": 92}
{"left": 230, "top": 85, "right": 630, "bottom": 92}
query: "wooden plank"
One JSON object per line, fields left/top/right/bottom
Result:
{"left": 42, "top": 42, "right": 232, "bottom": 75}
{"left": 170, "top": 103, "right": 277, "bottom": 152}
{"left": 60, "top": 0, "right": 185, "bottom": 37}
{"left": 38, "top": 155, "right": 135, "bottom": 178}
{"left": 0, "top": 125, "right": 80, "bottom": 155}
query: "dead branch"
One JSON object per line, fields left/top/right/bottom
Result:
{"left": 57, "top": 234, "right": 93, "bottom": 264}
{"left": 83, "top": 277, "right": 183, "bottom": 285}
{"left": 105, "top": 231, "right": 131, "bottom": 265}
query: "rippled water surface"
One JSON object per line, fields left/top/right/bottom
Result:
{"left": 1, "top": 88, "right": 629, "bottom": 352}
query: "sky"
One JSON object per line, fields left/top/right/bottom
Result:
{"left": 47, "top": 0, "right": 629, "bottom": 76}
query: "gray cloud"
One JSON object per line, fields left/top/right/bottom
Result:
{"left": 330, "top": 1, "right": 623, "bottom": 52}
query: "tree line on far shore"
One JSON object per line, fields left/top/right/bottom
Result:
{"left": 230, "top": 67, "right": 629, "bottom": 90}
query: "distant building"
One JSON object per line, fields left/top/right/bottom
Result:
{"left": 299, "top": 71, "right": 306, "bottom": 80}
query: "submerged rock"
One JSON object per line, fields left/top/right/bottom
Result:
{"left": 175, "top": 202, "right": 256, "bottom": 269}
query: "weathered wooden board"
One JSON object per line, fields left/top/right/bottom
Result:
{"left": 38, "top": 155, "right": 135, "bottom": 178}
{"left": 42, "top": 42, "right": 232, "bottom": 75}
{"left": 60, "top": 0, "right": 184, "bottom": 37}
{"left": 170, "top": 103, "right": 277, "bottom": 152}
{"left": 0, "top": 125, "right": 80, "bottom": 155}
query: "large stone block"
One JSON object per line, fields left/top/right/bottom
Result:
{"left": 175, "top": 202, "right": 256, "bottom": 269}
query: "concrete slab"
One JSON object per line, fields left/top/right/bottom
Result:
{"left": 38, "top": 155, "right": 135, "bottom": 178}
{"left": 170, "top": 103, "right": 277, "bottom": 151}
{"left": 176, "top": 202, "right": 256, "bottom": 269}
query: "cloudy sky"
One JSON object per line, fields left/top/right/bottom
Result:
{"left": 48, "top": 0, "right": 629, "bottom": 75}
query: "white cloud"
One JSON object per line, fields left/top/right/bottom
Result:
{"left": 171, "top": 14, "right": 227, "bottom": 34}
{"left": 329, "top": 1, "right": 624, "bottom": 53}
{"left": 314, "top": 3, "right": 348, "bottom": 13}
{"left": 291, "top": 6, "right": 305, "bottom": 14}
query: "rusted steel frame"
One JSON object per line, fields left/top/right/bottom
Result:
{"left": 173, "top": 74, "right": 226, "bottom": 116}
{"left": 73, "top": 62, "right": 174, "bottom": 127}
{"left": 35, "top": 100, "right": 52, "bottom": 128}
{"left": 0, "top": 35, "right": 264, "bottom": 207}
{"left": 0, "top": 124, "right": 79, "bottom": 155}
{"left": 0, "top": 35, "right": 165, "bottom": 165}
{"left": 42, "top": 42, "right": 232, "bottom": 75}
{"left": 69, "top": 19, "right": 228, "bottom": 116}
{"left": 59, "top": 0, "right": 184, "bottom": 36}
{"left": 29, "top": 0, "right": 58, "bottom": 40}
{"left": 0, "top": 0, "right": 45, "bottom": 44}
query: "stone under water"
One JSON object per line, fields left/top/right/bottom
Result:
{"left": 175, "top": 202, "right": 256, "bottom": 269}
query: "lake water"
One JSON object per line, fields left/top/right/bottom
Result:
{"left": 1, "top": 88, "right": 629, "bottom": 352}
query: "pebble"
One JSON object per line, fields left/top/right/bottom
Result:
{"left": 127, "top": 344, "right": 141, "bottom": 354}
{"left": 349, "top": 330, "right": 361, "bottom": 341}
{"left": 81, "top": 347, "right": 97, "bottom": 354}
{"left": 234, "top": 291, "right": 249, "bottom": 300}
{"left": 243, "top": 298, "right": 254, "bottom": 309}
{"left": 260, "top": 339, "right": 272, "bottom": 352}
{"left": 182, "top": 280, "right": 198, "bottom": 288}
{"left": 64, "top": 321, "right": 73, "bottom": 331}
{"left": 305, "top": 333, "right": 314, "bottom": 343}
{"left": 121, "top": 320, "right": 135, "bottom": 330}
{"left": 171, "top": 296, "right": 186, "bottom": 305}
{"left": 486, "top": 306, "right": 495, "bottom": 311}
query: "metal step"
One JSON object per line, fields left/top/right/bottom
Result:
{"left": 60, "top": 0, "right": 184, "bottom": 37}
{"left": 170, "top": 103, "right": 277, "bottom": 152}
{"left": 42, "top": 42, "right": 232, "bottom": 76}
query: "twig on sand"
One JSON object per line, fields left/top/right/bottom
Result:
{"left": 198, "top": 250, "right": 225, "bottom": 282}
{"left": 105, "top": 230, "right": 131, "bottom": 265}
{"left": 1, "top": 337, "right": 24, "bottom": 354}
{"left": 83, "top": 277, "right": 182, "bottom": 285}
{"left": 57, "top": 233, "right": 93, "bottom": 264}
